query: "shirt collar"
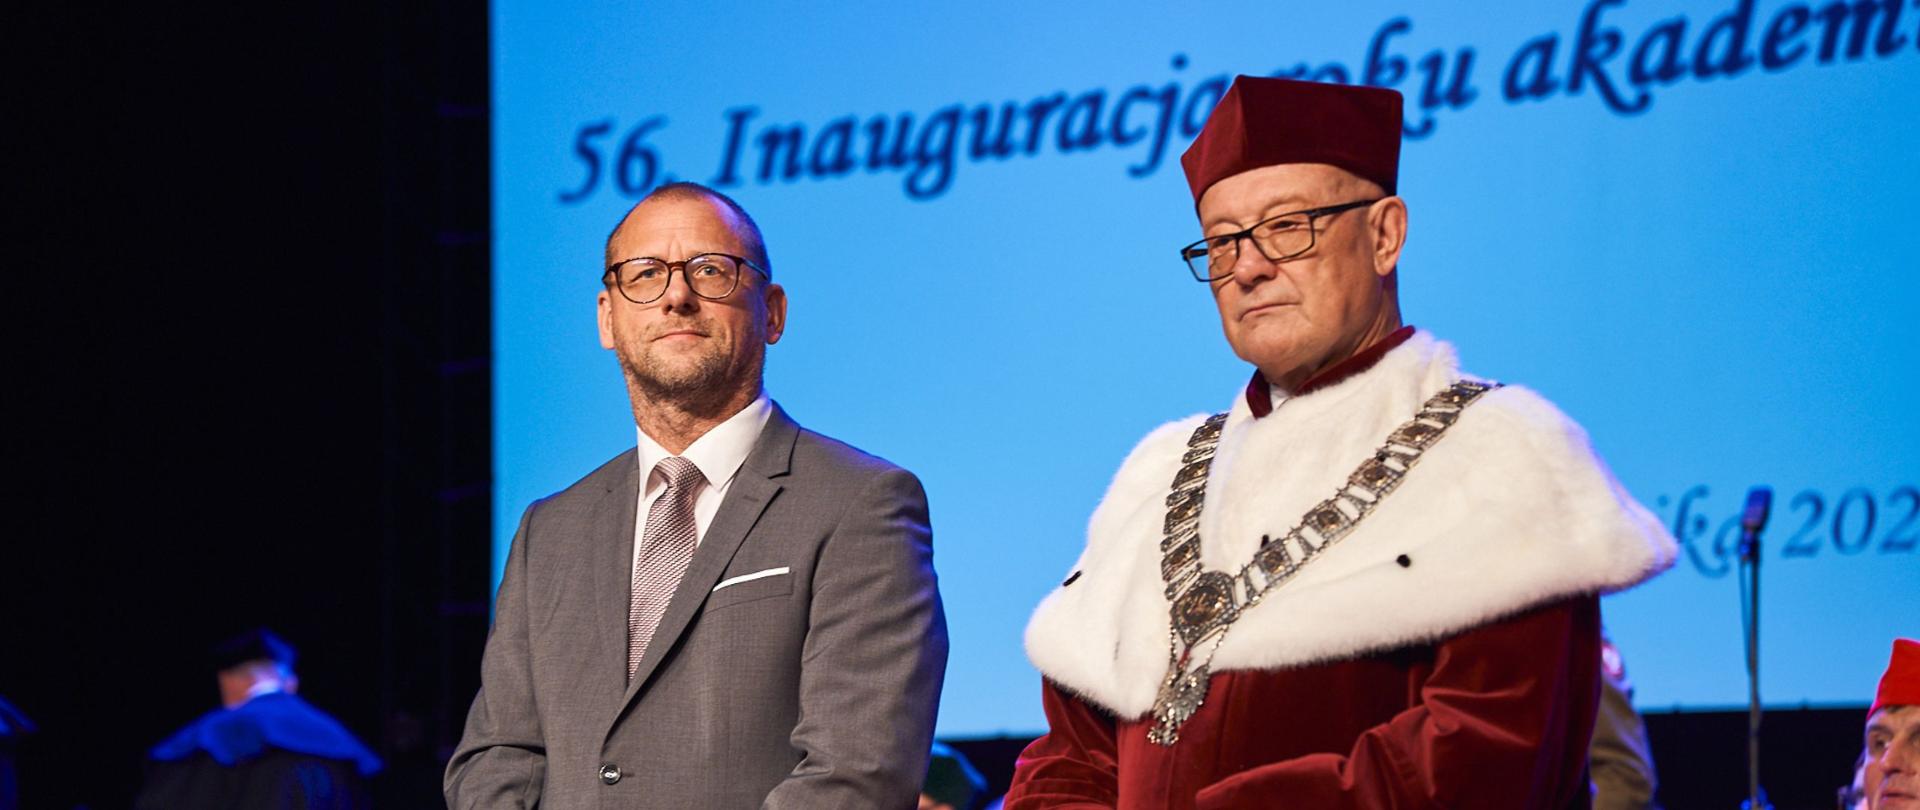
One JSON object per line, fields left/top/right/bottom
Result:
{"left": 1246, "top": 325, "right": 1417, "bottom": 418}
{"left": 635, "top": 395, "right": 774, "bottom": 492}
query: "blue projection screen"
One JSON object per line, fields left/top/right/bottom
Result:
{"left": 494, "top": 0, "right": 1918, "bottom": 736}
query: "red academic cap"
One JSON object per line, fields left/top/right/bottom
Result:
{"left": 1180, "top": 75, "right": 1404, "bottom": 205}
{"left": 1872, "top": 638, "right": 1920, "bottom": 716}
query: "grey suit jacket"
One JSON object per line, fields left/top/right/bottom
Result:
{"left": 446, "top": 405, "right": 947, "bottom": 809}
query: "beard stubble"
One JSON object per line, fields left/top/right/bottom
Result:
{"left": 616, "top": 320, "right": 765, "bottom": 415}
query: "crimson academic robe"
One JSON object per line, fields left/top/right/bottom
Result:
{"left": 1013, "top": 597, "right": 1599, "bottom": 809}
{"left": 1007, "top": 330, "right": 1673, "bottom": 809}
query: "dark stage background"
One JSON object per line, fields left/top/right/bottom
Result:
{"left": 9, "top": 3, "right": 491, "bottom": 808}
{"left": 2, "top": 3, "right": 1876, "bottom": 809}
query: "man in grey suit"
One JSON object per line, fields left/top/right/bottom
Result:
{"left": 447, "top": 183, "right": 948, "bottom": 809}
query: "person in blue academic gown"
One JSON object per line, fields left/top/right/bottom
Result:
{"left": 134, "top": 629, "right": 380, "bottom": 810}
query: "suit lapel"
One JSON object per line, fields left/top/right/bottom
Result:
{"left": 592, "top": 450, "right": 642, "bottom": 690}
{"left": 620, "top": 404, "right": 799, "bottom": 705}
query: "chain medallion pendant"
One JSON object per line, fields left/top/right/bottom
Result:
{"left": 1146, "top": 379, "right": 1498, "bottom": 746}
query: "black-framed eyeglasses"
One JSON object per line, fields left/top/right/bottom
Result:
{"left": 1178, "top": 198, "right": 1380, "bottom": 282}
{"left": 602, "top": 252, "right": 769, "bottom": 305}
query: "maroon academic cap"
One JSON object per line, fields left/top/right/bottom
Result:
{"left": 1180, "top": 75, "right": 1404, "bottom": 205}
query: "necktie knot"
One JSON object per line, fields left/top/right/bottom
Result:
{"left": 655, "top": 456, "right": 705, "bottom": 494}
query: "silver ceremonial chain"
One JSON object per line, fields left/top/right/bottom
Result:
{"left": 1147, "top": 379, "right": 1500, "bottom": 745}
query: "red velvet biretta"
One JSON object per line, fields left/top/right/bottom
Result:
{"left": 1871, "top": 638, "right": 1920, "bottom": 716}
{"left": 1180, "top": 75, "right": 1404, "bottom": 205}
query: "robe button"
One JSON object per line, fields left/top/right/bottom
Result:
{"left": 1395, "top": 554, "right": 1412, "bottom": 568}
{"left": 599, "top": 763, "right": 622, "bottom": 785}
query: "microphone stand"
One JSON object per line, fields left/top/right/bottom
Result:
{"left": 1736, "top": 486, "right": 1771, "bottom": 810}
{"left": 1740, "top": 527, "right": 1760, "bottom": 809}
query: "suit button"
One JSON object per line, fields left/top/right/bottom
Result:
{"left": 599, "top": 764, "right": 622, "bottom": 785}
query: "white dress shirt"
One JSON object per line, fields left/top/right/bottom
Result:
{"left": 631, "top": 395, "right": 773, "bottom": 572}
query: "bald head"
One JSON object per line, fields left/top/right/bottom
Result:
{"left": 606, "top": 182, "right": 771, "bottom": 275}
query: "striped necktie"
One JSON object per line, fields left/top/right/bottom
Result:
{"left": 628, "top": 456, "right": 705, "bottom": 680}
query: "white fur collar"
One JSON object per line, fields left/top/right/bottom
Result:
{"left": 1024, "top": 332, "right": 1677, "bottom": 719}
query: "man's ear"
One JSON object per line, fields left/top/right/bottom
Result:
{"left": 1370, "top": 196, "right": 1408, "bottom": 278}
{"left": 762, "top": 282, "right": 787, "bottom": 345}
{"left": 597, "top": 289, "right": 617, "bottom": 350}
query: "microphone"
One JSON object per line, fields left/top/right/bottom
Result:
{"left": 1740, "top": 487, "right": 1773, "bottom": 536}
{"left": 1739, "top": 487, "right": 1772, "bottom": 562}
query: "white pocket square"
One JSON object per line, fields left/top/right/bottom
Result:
{"left": 712, "top": 567, "right": 790, "bottom": 593}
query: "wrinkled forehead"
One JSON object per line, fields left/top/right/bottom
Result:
{"left": 1196, "top": 162, "right": 1380, "bottom": 230}
{"left": 1867, "top": 704, "right": 1918, "bottom": 735}
{"left": 607, "top": 196, "right": 749, "bottom": 261}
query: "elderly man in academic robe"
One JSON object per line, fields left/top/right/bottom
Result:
{"left": 1003, "top": 75, "right": 1678, "bottom": 809}
{"left": 1861, "top": 639, "right": 1920, "bottom": 810}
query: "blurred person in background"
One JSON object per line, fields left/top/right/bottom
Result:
{"left": 0, "top": 696, "right": 31, "bottom": 810}
{"left": 1861, "top": 639, "right": 1918, "bottom": 810}
{"left": 134, "top": 629, "right": 380, "bottom": 810}
{"left": 1591, "top": 633, "right": 1659, "bottom": 810}
{"left": 922, "top": 742, "right": 986, "bottom": 810}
